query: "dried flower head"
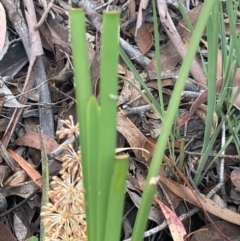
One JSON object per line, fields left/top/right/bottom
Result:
{"left": 41, "top": 171, "right": 86, "bottom": 240}
{"left": 56, "top": 115, "right": 79, "bottom": 139}
{"left": 41, "top": 203, "right": 86, "bottom": 240}
{"left": 49, "top": 172, "right": 85, "bottom": 210}
{"left": 60, "top": 144, "right": 82, "bottom": 177}
{"left": 41, "top": 115, "right": 86, "bottom": 240}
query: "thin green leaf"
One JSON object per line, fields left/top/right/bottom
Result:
{"left": 105, "top": 155, "right": 129, "bottom": 241}
{"left": 178, "top": 3, "right": 194, "bottom": 32}
{"left": 70, "top": 9, "right": 93, "bottom": 240}
{"left": 86, "top": 96, "right": 100, "bottom": 241}
{"left": 152, "top": 0, "right": 164, "bottom": 116}
{"left": 131, "top": 1, "right": 216, "bottom": 240}
{"left": 194, "top": 0, "right": 219, "bottom": 185}
{"left": 97, "top": 12, "right": 120, "bottom": 241}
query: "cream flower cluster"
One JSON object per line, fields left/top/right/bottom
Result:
{"left": 41, "top": 116, "right": 86, "bottom": 240}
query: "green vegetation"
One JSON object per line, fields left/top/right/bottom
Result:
{"left": 67, "top": 0, "right": 240, "bottom": 240}
{"left": 71, "top": 10, "right": 129, "bottom": 241}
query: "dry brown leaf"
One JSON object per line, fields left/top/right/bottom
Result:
{"left": 118, "top": 70, "right": 141, "bottom": 106}
{"left": 136, "top": 23, "right": 153, "bottom": 54}
{"left": 0, "top": 221, "right": 17, "bottom": 241}
{"left": 195, "top": 104, "right": 218, "bottom": 135}
{"left": 7, "top": 149, "right": 42, "bottom": 188}
{"left": 230, "top": 168, "right": 240, "bottom": 191}
{"left": 36, "top": 11, "right": 54, "bottom": 52}
{"left": 147, "top": 78, "right": 175, "bottom": 89}
{"left": 156, "top": 199, "right": 187, "bottom": 241}
{"left": 0, "top": 93, "right": 5, "bottom": 114}
{"left": 90, "top": 52, "right": 100, "bottom": 95}
{"left": 0, "top": 165, "right": 11, "bottom": 186}
{"left": 4, "top": 170, "right": 27, "bottom": 187}
{"left": 159, "top": 175, "right": 182, "bottom": 209}
{"left": 190, "top": 221, "right": 240, "bottom": 241}
{"left": 160, "top": 41, "right": 182, "bottom": 72}
{"left": 47, "top": 13, "right": 69, "bottom": 43}
{"left": 142, "top": 139, "right": 155, "bottom": 161}
{"left": 14, "top": 131, "right": 65, "bottom": 161}
{"left": 117, "top": 112, "right": 155, "bottom": 162}
{"left": 159, "top": 3, "right": 205, "bottom": 86}
{"left": 128, "top": 0, "right": 136, "bottom": 19}
{"left": 135, "top": 0, "right": 150, "bottom": 41}
{"left": 36, "top": 8, "right": 68, "bottom": 51}
{"left": 160, "top": 176, "right": 240, "bottom": 225}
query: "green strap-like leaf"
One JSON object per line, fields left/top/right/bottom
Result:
{"left": 97, "top": 12, "right": 120, "bottom": 241}
{"left": 70, "top": 9, "right": 93, "bottom": 240}
{"left": 86, "top": 96, "right": 100, "bottom": 241}
{"left": 105, "top": 154, "right": 129, "bottom": 241}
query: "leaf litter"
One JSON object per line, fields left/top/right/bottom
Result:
{"left": 0, "top": 0, "right": 239, "bottom": 241}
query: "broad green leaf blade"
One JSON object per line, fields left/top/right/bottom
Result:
{"left": 131, "top": 1, "right": 216, "bottom": 240}
{"left": 86, "top": 96, "right": 100, "bottom": 241}
{"left": 70, "top": 9, "right": 93, "bottom": 240}
{"left": 105, "top": 154, "right": 129, "bottom": 241}
{"left": 97, "top": 12, "right": 120, "bottom": 241}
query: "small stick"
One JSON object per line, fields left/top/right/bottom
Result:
{"left": 34, "top": 0, "right": 54, "bottom": 30}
